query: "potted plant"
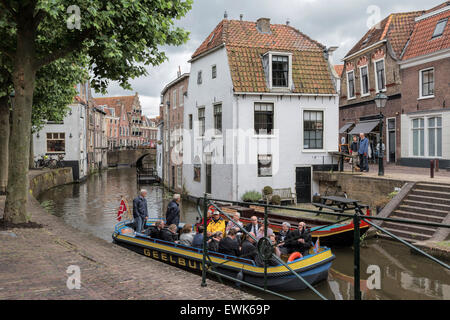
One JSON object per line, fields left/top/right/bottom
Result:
{"left": 241, "top": 191, "right": 262, "bottom": 203}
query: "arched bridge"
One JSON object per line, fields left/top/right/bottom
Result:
{"left": 107, "top": 148, "right": 156, "bottom": 167}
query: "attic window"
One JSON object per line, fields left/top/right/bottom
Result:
{"left": 362, "top": 34, "right": 371, "bottom": 46}
{"left": 209, "top": 33, "right": 215, "bottom": 44}
{"left": 432, "top": 19, "right": 447, "bottom": 38}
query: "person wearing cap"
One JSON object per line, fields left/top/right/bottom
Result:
{"left": 206, "top": 209, "right": 226, "bottom": 237}
{"left": 133, "top": 189, "right": 148, "bottom": 232}
{"left": 165, "top": 193, "right": 181, "bottom": 227}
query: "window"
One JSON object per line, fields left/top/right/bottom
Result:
{"left": 303, "top": 111, "right": 324, "bottom": 149}
{"left": 272, "top": 55, "right": 288, "bottom": 87}
{"left": 197, "top": 70, "right": 202, "bottom": 85}
{"left": 198, "top": 107, "right": 205, "bottom": 136}
{"left": 432, "top": 19, "right": 447, "bottom": 38}
{"left": 193, "top": 164, "right": 201, "bottom": 182}
{"left": 214, "top": 104, "right": 222, "bottom": 135}
{"left": 360, "top": 66, "right": 369, "bottom": 96}
{"left": 179, "top": 86, "right": 184, "bottom": 106}
{"left": 173, "top": 89, "right": 177, "bottom": 109}
{"left": 420, "top": 68, "right": 434, "bottom": 97}
{"left": 428, "top": 117, "right": 442, "bottom": 157}
{"left": 412, "top": 118, "right": 424, "bottom": 157}
{"left": 347, "top": 71, "right": 355, "bottom": 99}
{"left": 189, "top": 114, "right": 193, "bottom": 130}
{"left": 46, "top": 133, "right": 65, "bottom": 153}
{"left": 375, "top": 60, "right": 386, "bottom": 91}
{"left": 254, "top": 103, "right": 274, "bottom": 135}
{"left": 258, "top": 154, "right": 272, "bottom": 177}
{"left": 177, "top": 166, "right": 182, "bottom": 187}
{"left": 212, "top": 65, "right": 217, "bottom": 79}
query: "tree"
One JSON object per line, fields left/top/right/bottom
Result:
{"left": 0, "top": 0, "right": 192, "bottom": 223}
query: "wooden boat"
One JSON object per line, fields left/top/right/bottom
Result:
{"left": 219, "top": 206, "right": 371, "bottom": 247}
{"left": 112, "top": 219, "right": 335, "bottom": 292}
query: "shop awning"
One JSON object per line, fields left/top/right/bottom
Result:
{"left": 339, "top": 122, "right": 354, "bottom": 133}
{"left": 348, "top": 120, "right": 379, "bottom": 135}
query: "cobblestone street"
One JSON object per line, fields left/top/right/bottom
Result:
{"left": 0, "top": 195, "right": 257, "bottom": 300}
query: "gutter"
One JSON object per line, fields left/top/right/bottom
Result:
{"left": 342, "top": 40, "right": 387, "bottom": 61}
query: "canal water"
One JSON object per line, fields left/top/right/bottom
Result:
{"left": 37, "top": 167, "right": 450, "bottom": 300}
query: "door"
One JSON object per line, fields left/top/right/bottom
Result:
{"left": 205, "top": 154, "right": 212, "bottom": 194}
{"left": 295, "top": 167, "right": 311, "bottom": 203}
{"left": 171, "top": 166, "right": 175, "bottom": 189}
{"left": 387, "top": 118, "right": 396, "bottom": 163}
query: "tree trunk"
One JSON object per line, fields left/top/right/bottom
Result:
{"left": 29, "top": 133, "right": 34, "bottom": 169}
{"left": 3, "top": 8, "right": 37, "bottom": 224}
{"left": 0, "top": 95, "right": 9, "bottom": 195}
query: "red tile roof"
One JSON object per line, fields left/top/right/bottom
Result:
{"left": 334, "top": 65, "right": 344, "bottom": 77}
{"left": 345, "top": 11, "right": 424, "bottom": 59}
{"left": 192, "top": 19, "right": 335, "bottom": 94}
{"left": 402, "top": 6, "right": 450, "bottom": 60}
{"left": 93, "top": 95, "right": 137, "bottom": 117}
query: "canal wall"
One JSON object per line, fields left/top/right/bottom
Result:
{"left": 29, "top": 168, "right": 74, "bottom": 198}
{"left": 314, "top": 171, "right": 406, "bottom": 210}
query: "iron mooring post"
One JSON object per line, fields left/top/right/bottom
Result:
{"left": 201, "top": 193, "right": 209, "bottom": 287}
{"left": 430, "top": 160, "right": 434, "bottom": 178}
{"left": 353, "top": 211, "right": 361, "bottom": 300}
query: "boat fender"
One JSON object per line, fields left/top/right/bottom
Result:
{"left": 121, "top": 227, "right": 135, "bottom": 236}
{"left": 288, "top": 251, "right": 302, "bottom": 262}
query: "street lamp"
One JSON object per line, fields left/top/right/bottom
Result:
{"left": 374, "top": 92, "right": 387, "bottom": 176}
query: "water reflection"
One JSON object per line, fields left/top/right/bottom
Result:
{"left": 37, "top": 167, "right": 450, "bottom": 300}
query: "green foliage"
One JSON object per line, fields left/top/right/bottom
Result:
{"left": 263, "top": 186, "right": 273, "bottom": 195}
{"left": 241, "top": 191, "right": 262, "bottom": 203}
{"left": 271, "top": 194, "right": 281, "bottom": 205}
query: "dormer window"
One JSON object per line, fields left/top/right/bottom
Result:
{"left": 272, "top": 55, "right": 289, "bottom": 87}
{"left": 432, "top": 18, "right": 447, "bottom": 39}
{"left": 262, "top": 51, "right": 292, "bottom": 90}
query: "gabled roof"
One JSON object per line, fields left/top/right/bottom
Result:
{"left": 401, "top": 3, "right": 450, "bottom": 60}
{"left": 345, "top": 11, "right": 424, "bottom": 59}
{"left": 192, "top": 19, "right": 335, "bottom": 94}
{"left": 93, "top": 94, "right": 138, "bottom": 118}
{"left": 334, "top": 65, "right": 344, "bottom": 77}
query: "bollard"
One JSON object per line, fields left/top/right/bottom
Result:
{"left": 435, "top": 159, "right": 439, "bottom": 172}
{"left": 430, "top": 160, "right": 434, "bottom": 178}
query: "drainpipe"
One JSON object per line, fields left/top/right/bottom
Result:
{"left": 235, "top": 95, "right": 239, "bottom": 201}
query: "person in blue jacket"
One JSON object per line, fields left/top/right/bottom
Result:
{"left": 133, "top": 189, "right": 148, "bottom": 232}
{"left": 165, "top": 193, "right": 181, "bottom": 227}
{"left": 358, "top": 133, "right": 369, "bottom": 172}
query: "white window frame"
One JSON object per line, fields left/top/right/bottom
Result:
{"left": 373, "top": 58, "right": 387, "bottom": 93}
{"left": 359, "top": 65, "right": 370, "bottom": 97}
{"left": 173, "top": 89, "right": 177, "bottom": 109}
{"left": 263, "top": 51, "right": 293, "bottom": 90}
{"left": 346, "top": 70, "right": 356, "bottom": 100}
{"left": 177, "top": 166, "right": 182, "bottom": 188}
{"left": 418, "top": 67, "right": 435, "bottom": 100}
{"left": 409, "top": 114, "right": 443, "bottom": 158}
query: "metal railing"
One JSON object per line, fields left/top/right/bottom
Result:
{"left": 196, "top": 194, "right": 450, "bottom": 300}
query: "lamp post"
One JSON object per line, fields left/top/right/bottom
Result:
{"left": 374, "top": 92, "right": 387, "bottom": 176}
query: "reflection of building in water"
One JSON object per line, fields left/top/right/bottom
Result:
{"left": 400, "top": 272, "right": 450, "bottom": 299}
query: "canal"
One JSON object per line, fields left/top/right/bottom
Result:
{"left": 37, "top": 167, "right": 450, "bottom": 300}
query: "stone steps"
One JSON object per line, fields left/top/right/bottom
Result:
{"left": 411, "top": 189, "right": 450, "bottom": 199}
{"left": 397, "top": 204, "right": 448, "bottom": 217}
{"left": 405, "top": 194, "right": 450, "bottom": 206}
{"left": 383, "top": 221, "right": 437, "bottom": 236}
{"left": 402, "top": 199, "right": 450, "bottom": 212}
{"left": 382, "top": 227, "right": 432, "bottom": 242}
{"left": 392, "top": 210, "right": 445, "bottom": 223}
{"left": 415, "top": 182, "right": 450, "bottom": 193}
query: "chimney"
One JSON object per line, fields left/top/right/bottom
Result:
{"left": 240, "top": 14, "right": 243, "bottom": 21}
{"left": 286, "top": 18, "right": 290, "bottom": 26}
{"left": 177, "top": 66, "right": 181, "bottom": 78}
{"left": 256, "top": 18, "right": 271, "bottom": 34}
{"left": 224, "top": 11, "right": 228, "bottom": 19}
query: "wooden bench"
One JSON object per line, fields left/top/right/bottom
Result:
{"left": 263, "top": 188, "right": 296, "bottom": 205}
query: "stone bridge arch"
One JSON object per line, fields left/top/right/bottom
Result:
{"left": 107, "top": 148, "right": 156, "bottom": 167}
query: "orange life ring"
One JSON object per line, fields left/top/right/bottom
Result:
{"left": 288, "top": 251, "right": 303, "bottom": 262}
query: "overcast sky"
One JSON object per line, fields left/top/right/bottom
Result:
{"left": 92, "top": 0, "right": 444, "bottom": 118}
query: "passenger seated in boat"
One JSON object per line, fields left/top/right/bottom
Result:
{"left": 244, "top": 216, "right": 261, "bottom": 235}
{"left": 207, "top": 231, "right": 223, "bottom": 252}
{"left": 269, "top": 234, "right": 281, "bottom": 258}
{"left": 144, "top": 220, "right": 164, "bottom": 238}
{"left": 192, "top": 225, "right": 204, "bottom": 248}
{"left": 283, "top": 222, "right": 312, "bottom": 256}
{"left": 218, "top": 229, "right": 240, "bottom": 257}
{"left": 179, "top": 223, "right": 195, "bottom": 246}
{"left": 276, "top": 222, "right": 291, "bottom": 255}
{"left": 256, "top": 224, "right": 274, "bottom": 241}
{"left": 159, "top": 224, "right": 179, "bottom": 242}
{"left": 226, "top": 212, "right": 243, "bottom": 239}
{"left": 207, "top": 211, "right": 226, "bottom": 237}
{"left": 240, "top": 232, "right": 257, "bottom": 261}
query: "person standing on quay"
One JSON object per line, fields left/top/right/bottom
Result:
{"left": 133, "top": 189, "right": 148, "bottom": 232}
{"left": 358, "top": 133, "right": 369, "bottom": 172}
{"left": 166, "top": 193, "right": 181, "bottom": 227}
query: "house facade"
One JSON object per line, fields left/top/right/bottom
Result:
{"left": 398, "top": 3, "right": 450, "bottom": 168}
{"left": 183, "top": 17, "right": 338, "bottom": 203}
{"left": 339, "top": 11, "right": 424, "bottom": 164}
{"left": 33, "top": 84, "right": 89, "bottom": 181}
{"left": 87, "top": 102, "right": 108, "bottom": 172}
{"left": 102, "top": 106, "right": 119, "bottom": 150}
{"left": 160, "top": 72, "right": 189, "bottom": 193}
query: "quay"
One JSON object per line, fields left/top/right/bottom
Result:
{"left": 0, "top": 169, "right": 257, "bottom": 300}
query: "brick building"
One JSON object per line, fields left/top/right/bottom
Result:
{"left": 160, "top": 72, "right": 189, "bottom": 193}
{"left": 339, "top": 10, "right": 425, "bottom": 164}
{"left": 398, "top": 3, "right": 450, "bottom": 168}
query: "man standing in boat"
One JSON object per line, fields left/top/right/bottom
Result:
{"left": 166, "top": 193, "right": 181, "bottom": 227}
{"left": 133, "top": 189, "right": 148, "bottom": 232}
